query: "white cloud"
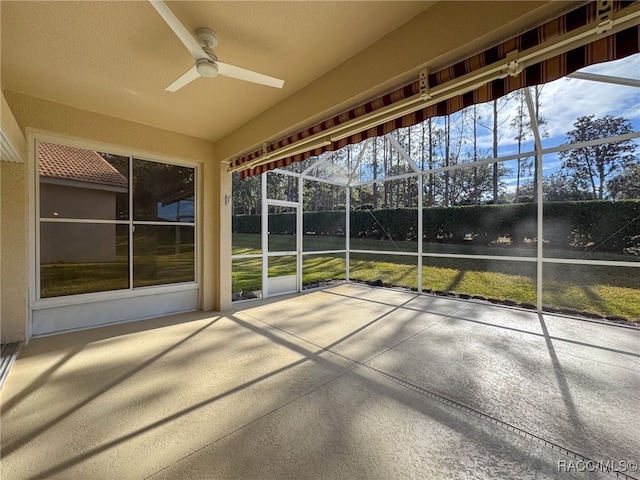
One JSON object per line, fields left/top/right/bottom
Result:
{"left": 448, "top": 54, "right": 640, "bottom": 153}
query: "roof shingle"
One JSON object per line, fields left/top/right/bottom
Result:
{"left": 38, "top": 142, "right": 127, "bottom": 188}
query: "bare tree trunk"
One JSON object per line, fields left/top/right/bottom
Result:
{"left": 384, "top": 137, "right": 389, "bottom": 207}
{"left": 492, "top": 100, "right": 499, "bottom": 204}
{"left": 445, "top": 115, "right": 450, "bottom": 207}
{"left": 473, "top": 105, "right": 479, "bottom": 205}
{"left": 372, "top": 138, "right": 378, "bottom": 209}
{"left": 428, "top": 119, "right": 435, "bottom": 206}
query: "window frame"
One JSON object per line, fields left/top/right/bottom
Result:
{"left": 33, "top": 134, "right": 200, "bottom": 306}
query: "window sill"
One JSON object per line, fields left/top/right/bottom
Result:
{"left": 33, "top": 282, "right": 199, "bottom": 309}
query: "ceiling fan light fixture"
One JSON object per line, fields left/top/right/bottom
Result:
{"left": 196, "top": 59, "right": 218, "bottom": 78}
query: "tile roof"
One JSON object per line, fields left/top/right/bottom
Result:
{"left": 38, "top": 142, "right": 127, "bottom": 188}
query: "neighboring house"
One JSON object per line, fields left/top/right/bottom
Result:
{"left": 38, "top": 142, "right": 128, "bottom": 264}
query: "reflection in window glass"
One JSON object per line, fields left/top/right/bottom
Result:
{"left": 133, "top": 225, "right": 195, "bottom": 287}
{"left": 40, "top": 223, "right": 129, "bottom": 298}
{"left": 38, "top": 142, "right": 129, "bottom": 220}
{"left": 133, "top": 159, "right": 195, "bottom": 222}
{"left": 37, "top": 141, "right": 198, "bottom": 300}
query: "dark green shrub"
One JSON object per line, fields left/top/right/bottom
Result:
{"left": 232, "top": 200, "right": 640, "bottom": 254}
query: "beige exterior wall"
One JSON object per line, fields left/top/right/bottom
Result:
{"left": 0, "top": 160, "right": 28, "bottom": 343}
{"left": 2, "top": 91, "right": 227, "bottom": 340}
{"left": 1, "top": 90, "right": 28, "bottom": 342}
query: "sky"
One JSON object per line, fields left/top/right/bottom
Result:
{"left": 469, "top": 53, "right": 640, "bottom": 151}
{"left": 476, "top": 53, "right": 640, "bottom": 190}
{"left": 277, "top": 53, "right": 640, "bottom": 193}
{"left": 157, "top": 198, "right": 195, "bottom": 222}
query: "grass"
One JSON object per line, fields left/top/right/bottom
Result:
{"left": 41, "top": 261, "right": 129, "bottom": 297}
{"left": 41, "top": 252, "right": 194, "bottom": 298}
{"left": 232, "top": 233, "right": 640, "bottom": 320}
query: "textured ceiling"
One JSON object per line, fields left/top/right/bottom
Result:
{"left": 1, "top": 1, "right": 436, "bottom": 142}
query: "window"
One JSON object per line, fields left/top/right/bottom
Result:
{"left": 38, "top": 141, "right": 196, "bottom": 299}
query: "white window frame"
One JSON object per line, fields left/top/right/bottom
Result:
{"left": 30, "top": 132, "right": 201, "bottom": 335}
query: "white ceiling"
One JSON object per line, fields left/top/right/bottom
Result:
{"left": 1, "top": 1, "right": 436, "bottom": 142}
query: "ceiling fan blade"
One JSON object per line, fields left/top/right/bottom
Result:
{"left": 165, "top": 64, "right": 201, "bottom": 92}
{"left": 149, "top": 0, "right": 207, "bottom": 60}
{"left": 217, "top": 61, "right": 284, "bottom": 89}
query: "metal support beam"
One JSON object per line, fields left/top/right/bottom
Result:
{"left": 524, "top": 87, "right": 544, "bottom": 314}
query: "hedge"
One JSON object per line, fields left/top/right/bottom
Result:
{"left": 232, "top": 200, "right": 640, "bottom": 254}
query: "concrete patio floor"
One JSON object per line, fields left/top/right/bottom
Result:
{"left": 1, "top": 284, "right": 639, "bottom": 479}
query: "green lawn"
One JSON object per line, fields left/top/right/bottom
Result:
{"left": 232, "top": 233, "right": 640, "bottom": 320}
{"left": 41, "top": 252, "right": 194, "bottom": 298}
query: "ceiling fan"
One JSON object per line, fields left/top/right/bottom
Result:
{"left": 149, "top": 0, "right": 285, "bottom": 92}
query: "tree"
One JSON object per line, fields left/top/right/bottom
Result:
{"left": 476, "top": 97, "right": 510, "bottom": 203}
{"left": 232, "top": 173, "right": 261, "bottom": 215}
{"left": 559, "top": 115, "right": 637, "bottom": 200}
{"left": 509, "top": 90, "right": 530, "bottom": 202}
{"left": 447, "top": 161, "right": 511, "bottom": 205}
{"left": 607, "top": 163, "right": 640, "bottom": 199}
{"left": 517, "top": 172, "right": 592, "bottom": 202}
{"left": 509, "top": 86, "right": 548, "bottom": 202}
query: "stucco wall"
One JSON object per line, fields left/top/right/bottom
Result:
{"left": 2, "top": 91, "right": 227, "bottom": 340}
{"left": 1, "top": 90, "right": 28, "bottom": 342}
{"left": 1, "top": 160, "right": 27, "bottom": 342}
